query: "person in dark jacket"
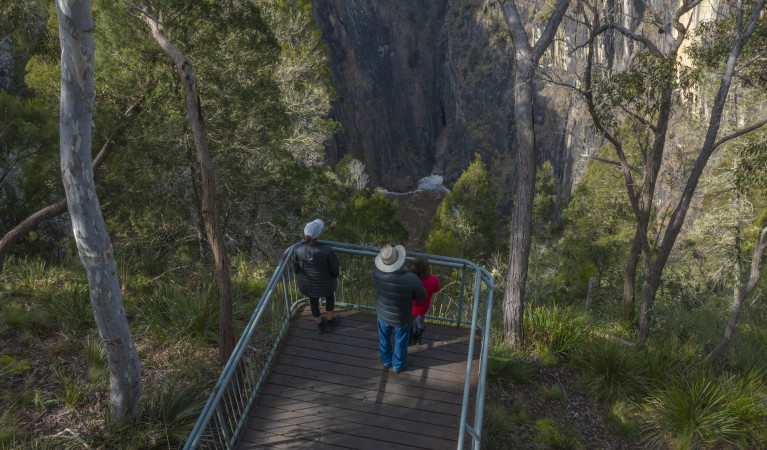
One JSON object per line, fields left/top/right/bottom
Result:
{"left": 293, "top": 219, "right": 340, "bottom": 333}
{"left": 373, "top": 244, "right": 426, "bottom": 373}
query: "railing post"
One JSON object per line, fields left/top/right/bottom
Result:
{"left": 457, "top": 263, "right": 466, "bottom": 326}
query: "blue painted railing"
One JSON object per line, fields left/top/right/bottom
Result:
{"left": 184, "top": 241, "right": 494, "bottom": 449}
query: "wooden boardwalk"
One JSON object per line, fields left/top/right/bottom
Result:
{"left": 238, "top": 306, "right": 479, "bottom": 449}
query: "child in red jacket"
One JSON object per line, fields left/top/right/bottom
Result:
{"left": 410, "top": 255, "right": 440, "bottom": 345}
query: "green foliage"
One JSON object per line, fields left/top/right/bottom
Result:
{"left": 539, "top": 384, "right": 564, "bottom": 402}
{"left": 258, "top": 0, "right": 338, "bottom": 165}
{"left": 735, "top": 135, "right": 767, "bottom": 194}
{"left": 48, "top": 283, "right": 94, "bottom": 334}
{"left": 556, "top": 125, "right": 637, "bottom": 303}
{"left": 524, "top": 305, "right": 589, "bottom": 361}
{"left": 426, "top": 154, "right": 497, "bottom": 261}
{"left": 0, "top": 355, "right": 30, "bottom": 379}
{"left": 593, "top": 50, "right": 700, "bottom": 132}
{"left": 641, "top": 371, "right": 767, "bottom": 448}
{"left": 535, "top": 419, "right": 583, "bottom": 449}
{"left": 604, "top": 400, "right": 640, "bottom": 437}
{"left": 571, "top": 338, "right": 646, "bottom": 401}
{"left": 689, "top": 1, "right": 766, "bottom": 92}
{"left": 4, "top": 306, "right": 54, "bottom": 335}
{"left": 326, "top": 188, "right": 408, "bottom": 246}
{"left": 53, "top": 367, "right": 87, "bottom": 407}
{"left": 487, "top": 340, "right": 535, "bottom": 383}
{"left": 84, "top": 336, "right": 108, "bottom": 383}
{"left": 482, "top": 401, "right": 516, "bottom": 449}
{"left": 139, "top": 283, "right": 218, "bottom": 344}
{"left": 140, "top": 377, "right": 208, "bottom": 448}
{"left": 533, "top": 161, "right": 558, "bottom": 241}
{"left": 0, "top": 91, "right": 59, "bottom": 249}
{"left": 0, "top": 409, "right": 23, "bottom": 445}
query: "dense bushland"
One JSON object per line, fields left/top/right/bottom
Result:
{"left": 2, "top": 0, "right": 767, "bottom": 448}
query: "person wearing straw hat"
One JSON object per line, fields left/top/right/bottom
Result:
{"left": 293, "top": 219, "right": 340, "bottom": 333}
{"left": 373, "top": 244, "right": 426, "bottom": 373}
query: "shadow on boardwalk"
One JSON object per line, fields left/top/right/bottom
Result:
{"left": 238, "top": 306, "right": 479, "bottom": 449}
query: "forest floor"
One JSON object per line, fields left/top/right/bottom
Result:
{"left": 485, "top": 358, "right": 640, "bottom": 449}
{"left": 0, "top": 325, "right": 219, "bottom": 448}
{"left": 3, "top": 328, "right": 640, "bottom": 449}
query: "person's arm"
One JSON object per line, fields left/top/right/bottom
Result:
{"left": 413, "top": 276, "right": 427, "bottom": 302}
{"left": 433, "top": 275, "right": 441, "bottom": 293}
{"left": 292, "top": 252, "right": 300, "bottom": 275}
{"left": 328, "top": 249, "right": 340, "bottom": 278}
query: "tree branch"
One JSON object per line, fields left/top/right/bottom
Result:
{"left": 532, "top": 0, "right": 573, "bottom": 63}
{"left": 0, "top": 94, "right": 144, "bottom": 274}
{"left": 594, "top": 23, "right": 662, "bottom": 56}
{"left": 713, "top": 116, "right": 767, "bottom": 150}
{"left": 589, "top": 156, "right": 643, "bottom": 174}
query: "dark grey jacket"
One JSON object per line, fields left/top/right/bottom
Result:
{"left": 373, "top": 267, "right": 427, "bottom": 327}
{"left": 293, "top": 242, "right": 340, "bottom": 297}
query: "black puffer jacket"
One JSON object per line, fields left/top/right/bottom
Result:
{"left": 373, "top": 268, "right": 427, "bottom": 327}
{"left": 293, "top": 242, "right": 340, "bottom": 297}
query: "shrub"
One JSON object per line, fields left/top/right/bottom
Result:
{"left": 641, "top": 371, "right": 767, "bottom": 448}
{"left": 4, "top": 306, "right": 54, "bottom": 335}
{"left": 539, "top": 384, "right": 564, "bottom": 402}
{"left": 84, "top": 336, "right": 108, "bottom": 383}
{"left": 140, "top": 282, "right": 218, "bottom": 344}
{"left": 141, "top": 377, "right": 208, "bottom": 447}
{"left": 571, "top": 338, "right": 645, "bottom": 402}
{"left": 604, "top": 400, "right": 640, "bottom": 437}
{"left": 535, "top": 419, "right": 583, "bottom": 449}
{"left": 53, "top": 367, "right": 88, "bottom": 408}
{"left": 487, "top": 341, "right": 534, "bottom": 383}
{"left": 525, "top": 305, "right": 589, "bottom": 361}
{"left": 0, "top": 355, "right": 30, "bottom": 379}
{"left": 481, "top": 401, "right": 515, "bottom": 449}
{"left": 48, "top": 283, "right": 94, "bottom": 333}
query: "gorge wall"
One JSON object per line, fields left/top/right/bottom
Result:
{"left": 312, "top": 0, "right": 722, "bottom": 204}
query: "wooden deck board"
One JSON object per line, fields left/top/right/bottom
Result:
{"left": 238, "top": 307, "right": 479, "bottom": 449}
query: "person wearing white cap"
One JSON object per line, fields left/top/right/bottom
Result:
{"left": 293, "top": 219, "right": 340, "bottom": 332}
{"left": 373, "top": 244, "right": 427, "bottom": 373}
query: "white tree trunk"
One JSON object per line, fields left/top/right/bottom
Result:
{"left": 707, "top": 227, "right": 767, "bottom": 361}
{"left": 56, "top": 0, "right": 141, "bottom": 418}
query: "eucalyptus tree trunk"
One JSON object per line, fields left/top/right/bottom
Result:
{"left": 707, "top": 227, "right": 767, "bottom": 361}
{"left": 0, "top": 97, "right": 143, "bottom": 275}
{"left": 621, "top": 232, "right": 641, "bottom": 322}
{"left": 139, "top": 0, "right": 234, "bottom": 360}
{"left": 636, "top": 0, "right": 766, "bottom": 344}
{"left": 55, "top": 0, "right": 141, "bottom": 418}
{"left": 501, "top": 0, "right": 572, "bottom": 348}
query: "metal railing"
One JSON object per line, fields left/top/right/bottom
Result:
{"left": 185, "top": 241, "right": 494, "bottom": 449}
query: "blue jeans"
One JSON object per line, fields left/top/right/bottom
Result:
{"left": 377, "top": 316, "right": 410, "bottom": 371}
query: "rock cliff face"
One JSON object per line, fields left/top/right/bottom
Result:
{"left": 312, "top": 0, "right": 720, "bottom": 197}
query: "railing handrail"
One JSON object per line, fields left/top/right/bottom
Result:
{"left": 185, "top": 241, "right": 494, "bottom": 449}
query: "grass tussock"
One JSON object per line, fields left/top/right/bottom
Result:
{"left": 641, "top": 370, "right": 767, "bottom": 448}
{"left": 0, "top": 255, "right": 271, "bottom": 448}
{"left": 524, "top": 305, "right": 590, "bottom": 363}
{"left": 487, "top": 340, "right": 535, "bottom": 383}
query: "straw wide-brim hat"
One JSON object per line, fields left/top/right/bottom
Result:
{"left": 375, "top": 244, "right": 406, "bottom": 273}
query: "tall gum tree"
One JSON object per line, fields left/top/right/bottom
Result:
{"left": 134, "top": 0, "right": 235, "bottom": 360}
{"left": 55, "top": 0, "right": 141, "bottom": 418}
{"left": 578, "top": 0, "right": 767, "bottom": 344}
{"left": 500, "top": 0, "right": 573, "bottom": 348}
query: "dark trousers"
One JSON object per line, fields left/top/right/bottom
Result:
{"left": 309, "top": 294, "right": 335, "bottom": 317}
